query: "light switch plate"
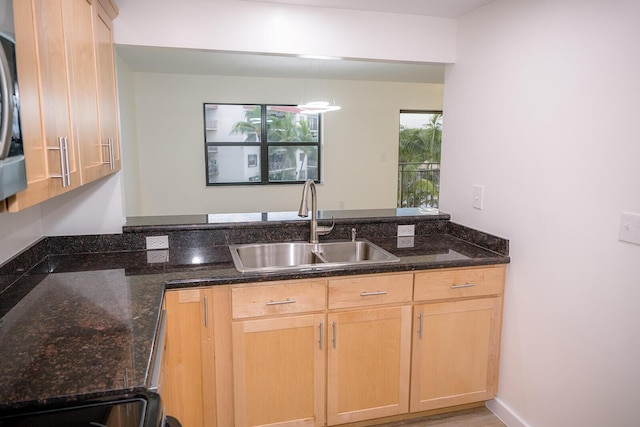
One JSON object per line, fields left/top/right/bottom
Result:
{"left": 619, "top": 212, "right": 640, "bottom": 245}
{"left": 472, "top": 185, "right": 484, "bottom": 210}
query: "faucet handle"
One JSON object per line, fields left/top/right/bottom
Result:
{"left": 317, "top": 216, "right": 335, "bottom": 236}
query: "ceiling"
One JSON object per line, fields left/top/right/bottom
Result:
{"left": 242, "top": 0, "right": 495, "bottom": 19}
{"left": 116, "top": 45, "right": 447, "bottom": 83}
{"left": 115, "top": 0, "right": 495, "bottom": 84}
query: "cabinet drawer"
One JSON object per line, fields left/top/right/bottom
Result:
{"left": 232, "top": 281, "right": 326, "bottom": 319}
{"left": 414, "top": 266, "right": 505, "bottom": 301}
{"left": 328, "top": 273, "right": 413, "bottom": 310}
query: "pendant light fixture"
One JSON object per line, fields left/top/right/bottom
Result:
{"left": 297, "top": 56, "right": 342, "bottom": 114}
{"left": 297, "top": 100, "right": 341, "bottom": 113}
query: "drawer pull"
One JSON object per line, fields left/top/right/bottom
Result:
{"left": 451, "top": 283, "right": 476, "bottom": 289}
{"left": 265, "top": 298, "right": 297, "bottom": 306}
{"left": 360, "top": 291, "right": 388, "bottom": 297}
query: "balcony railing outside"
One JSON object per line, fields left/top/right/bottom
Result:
{"left": 397, "top": 162, "right": 440, "bottom": 209}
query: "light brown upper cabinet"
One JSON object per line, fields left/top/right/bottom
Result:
{"left": 93, "top": 0, "right": 121, "bottom": 175}
{"left": 7, "top": 0, "right": 120, "bottom": 212}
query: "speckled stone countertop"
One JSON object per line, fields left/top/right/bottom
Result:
{"left": 0, "top": 267, "right": 165, "bottom": 411}
{"left": 0, "top": 209, "right": 509, "bottom": 413}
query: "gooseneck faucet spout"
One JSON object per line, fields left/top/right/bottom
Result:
{"left": 298, "top": 179, "right": 334, "bottom": 244}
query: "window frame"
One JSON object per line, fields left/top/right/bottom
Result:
{"left": 203, "top": 103, "right": 322, "bottom": 186}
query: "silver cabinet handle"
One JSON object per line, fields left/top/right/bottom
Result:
{"left": 265, "top": 298, "right": 297, "bottom": 306}
{"left": 332, "top": 321, "right": 337, "bottom": 349}
{"left": 418, "top": 312, "right": 423, "bottom": 340}
{"left": 109, "top": 138, "right": 115, "bottom": 169}
{"left": 204, "top": 295, "right": 209, "bottom": 327}
{"left": 63, "top": 137, "right": 71, "bottom": 186}
{"left": 57, "top": 137, "right": 66, "bottom": 186}
{"left": 360, "top": 291, "right": 388, "bottom": 297}
{"left": 49, "top": 137, "right": 71, "bottom": 187}
{"left": 451, "top": 283, "right": 476, "bottom": 289}
{"left": 319, "top": 322, "right": 323, "bottom": 350}
{"left": 102, "top": 137, "right": 115, "bottom": 169}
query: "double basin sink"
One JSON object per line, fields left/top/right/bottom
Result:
{"left": 230, "top": 239, "right": 400, "bottom": 273}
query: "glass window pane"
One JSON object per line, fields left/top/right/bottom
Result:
{"left": 205, "top": 104, "right": 262, "bottom": 143}
{"left": 268, "top": 146, "right": 318, "bottom": 182}
{"left": 398, "top": 111, "right": 442, "bottom": 209}
{"left": 266, "top": 106, "right": 319, "bottom": 143}
{"left": 207, "top": 146, "right": 262, "bottom": 184}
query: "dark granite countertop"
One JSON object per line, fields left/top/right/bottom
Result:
{"left": 0, "top": 209, "right": 509, "bottom": 412}
{"left": 0, "top": 269, "right": 165, "bottom": 412}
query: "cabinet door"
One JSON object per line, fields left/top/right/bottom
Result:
{"left": 61, "top": 0, "right": 103, "bottom": 184}
{"left": 327, "top": 306, "right": 412, "bottom": 425}
{"left": 233, "top": 314, "right": 326, "bottom": 427}
{"left": 93, "top": 0, "right": 121, "bottom": 174}
{"left": 163, "top": 289, "right": 216, "bottom": 427}
{"left": 410, "top": 297, "right": 503, "bottom": 412}
{"left": 9, "top": 0, "right": 81, "bottom": 211}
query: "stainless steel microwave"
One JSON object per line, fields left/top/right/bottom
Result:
{"left": 0, "top": 0, "right": 26, "bottom": 203}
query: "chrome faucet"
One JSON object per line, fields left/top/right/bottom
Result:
{"left": 298, "top": 179, "right": 334, "bottom": 244}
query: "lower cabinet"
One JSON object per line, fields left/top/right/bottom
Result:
{"left": 163, "top": 288, "right": 215, "bottom": 427}
{"left": 162, "top": 266, "right": 506, "bottom": 427}
{"left": 326, "top": 274, "right": 413, "bottom": 425}
{"left": 327, "top": 306, "right": 412, "bottom": 425}
{"left": 233, "top": 313, "right": 326, "bottom": 427}
{"left": 163, "top": 287, "right": 233, "bottom": 427}
{"left": 231, "top": 280, "right": 327, "bottom": 427}
{"left": 410, "top": 297, "right": 503, "bottom": 412}
{"left": 410, "top": 265, "right": 506, "bottom": 412}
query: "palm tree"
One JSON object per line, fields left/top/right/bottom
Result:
{"left": 398, "top": 113, "right": 442, "bottom": 208}
{"left": 230, "top": 106, "right": 261, "bottom": 142}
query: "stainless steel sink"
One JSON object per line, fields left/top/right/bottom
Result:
{"left": 229, "top": 239, "right": 400, "bottom": 273}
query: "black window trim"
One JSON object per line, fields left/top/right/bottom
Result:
{"left": 203, "top": 103, "right": 322, "bottom": 186}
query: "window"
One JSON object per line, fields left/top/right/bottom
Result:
{"left": 397, "top": 111, "right": 442, "bottom": 209}
{"left": 204, "top": 104, "right": 321, "bottom": 185}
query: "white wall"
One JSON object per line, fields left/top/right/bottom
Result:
{"left": 114, "top": 0, "right": 456, "bottom": 64}
{"left": 0, "top": 205, "right": 43, "bottom": 264}
{"left": 124, "top": 71, "right": 442, "bottom": 216}
{"left": 0, "top": 172, "right": 126, "bottom": 264}
{"left": 441, "top": 1, "right": 640, "bottom": 426}
{"left": 116, "top": 53, "right": 142, "bottom": 216}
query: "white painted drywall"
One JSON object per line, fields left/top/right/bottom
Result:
{"left": 0, "top": 205, "right": 43, "bottom": 264}
{"left": 124, "top": 71, "right": 442, "bottom": 215}
{"left": 40, "top": 173, "right": 126, "bottom": 237}
{"left": 441, "top": 1, "right": 640, "bottom": 426}
{"left": 113, "top": 0, "right": 457, "bottom": 64}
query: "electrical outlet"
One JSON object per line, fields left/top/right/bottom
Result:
{"left": 147, "top": 250, "right": 169, "bottom": 264}
{"left": 146, "top": 235, "right": 169, "bottom": 250}
{"left": 397, "top": 236, "right": 415, "bottom": 248}
{"left": 398, "top": 224, "right": 415, "bottom": 237}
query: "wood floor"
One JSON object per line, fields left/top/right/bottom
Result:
{"left": 370, "top": 407, "right": 506, "bottom": 427}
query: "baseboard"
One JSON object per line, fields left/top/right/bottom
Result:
{"left": 486, "top": 398, "right": 530, "bottom": 427}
